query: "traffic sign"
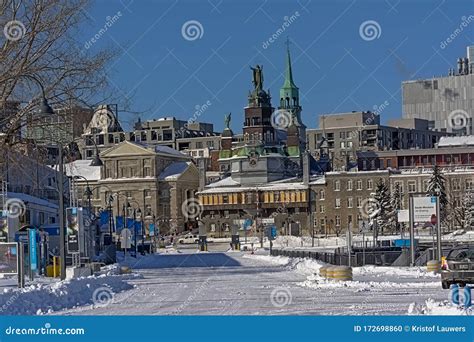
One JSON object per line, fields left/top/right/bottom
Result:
{"left": 121, "top": 228, "right": 132, "bottom": 249}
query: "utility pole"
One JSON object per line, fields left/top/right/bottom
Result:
{"left": 58, "top": 147, "right": 66, "bottom": 280}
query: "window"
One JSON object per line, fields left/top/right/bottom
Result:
{"left": 367, "top": 179, "right": 373, "bottom": 190}
{"left": 144, "top": 190, "right": 151, "bottom": 198}
{"left": 347, "top": 180, "right": 353, "bottom": 191}
{"left": 347, "top": 197, "right": 353, "bottom": 208}
{"left": 319, "top": 189, "right": 325, "bottom": 200}
{"left": 334, "top": 180, "right": 340, "bottom": 191}
{"left": 335, "top": 198, "right": 341, "bottom": 209}
{"left": 394, "top": 181, "right": 404, "bottom": 193}
{"left": 408, "top": 181, "right": 416, "bottom": 193}
{"left": 144, "top": 167, "right": 151, "bottom": 177}
{"left": 222, "top": 195, "right": 229, "bottom": 204}
{"left": 335, "top": 215, "right": 341, "bottom": 227}
{"left": 340, "top": 131, "right": 346, "bottom": 139}
{"left": 465, "top": 179, "right": 474, "bottom": 191}
{"left": 357, "top": 180, "right": 363, "bottom": 190}
{"left": 452, "top": 179, "right": 461, "bottom": 191}
{"left": 319, "top": 205, "right": 325, "bottom": 213}
{"left": 320, "top": 218, "right": 326, "bottom": 230}
{"left": 357, "top": 197, "right": 362, "bottom": 208}
{"left": 423, "top": 180, "right": 430, "bottom": 192}
{"left": 340, "top": 141, "right": 345, "bottom": 149}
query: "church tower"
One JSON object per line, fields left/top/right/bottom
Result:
{"left": 243, "top": 65, "right": 276, "bottom": 146}
{"left": 278, "top": 42, "right": 306, "bottom": 154}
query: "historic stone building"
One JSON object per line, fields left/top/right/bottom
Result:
{"left": 71, "top": 141, "right": 199, "bottom": 235}
{"left": 198, "top": 48, "right": 322, "bottom": 239}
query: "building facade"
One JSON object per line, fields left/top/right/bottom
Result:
{"left": 402, "top": 46, "right": 474, "bottom": 135}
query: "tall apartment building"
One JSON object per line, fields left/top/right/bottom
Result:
{"left": 306, "top": 111, "right": 448, "bottom": 171}
{"left": 402, "top": 45, "right": 474, "bottom": 135}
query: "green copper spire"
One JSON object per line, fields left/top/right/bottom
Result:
{"left": 283, "top": 43, "right": 297, "bottom": 89}
{"left": 280, "top": 39, "right": 299, "bottom": 109}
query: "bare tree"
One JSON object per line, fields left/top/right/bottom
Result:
{"left": 0, "top": 0, "right": 118, "bottom": 145}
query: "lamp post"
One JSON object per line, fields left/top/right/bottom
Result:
{"left": 434, "top": 187, "right": 442, "bottom": 261}
{"left": 4, "top": 74, "right": 67, "bottom": 280}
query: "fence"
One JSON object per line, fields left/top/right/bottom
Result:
{"left": 270, "top": 248, "right": 402, "bottom": 267}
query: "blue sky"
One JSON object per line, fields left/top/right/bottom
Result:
{"left": 82, "top": 0, "right": 474, "bottom": 132}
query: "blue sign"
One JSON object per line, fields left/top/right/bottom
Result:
{"left": 100, "top": 211, "right": 110, "bottom": 226}
{"left": 271, "top": 226, "right": 277, "bottom": 239}
{"left": 149, "top": 223, "right": 155, "bottom": 237}
{"left": 126, "top": 218, "right": 134, "bottom": 229}
{"left": 134, "top": 221, "right": 142, "bottom": 235}
{"left": 243, "top": 219, "right": 252, "bottom": 230}
{"left": 29, "top": 229, "right": 37, "bottom": 271}
{"left": 431, "top": 196, "right": 437, "bottom": 203}
{"left": 116, "top": 216, "right": 124, "bottom": 233}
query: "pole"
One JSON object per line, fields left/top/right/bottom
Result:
{"left": 436, "top": 195, "right": 442, "bottom": 261}
{"left": 347, "top": 222, "right": 352, "bottom": 267}
{"left": 409, "top": 195, "right": 415, "bottom": 266}
{"left": 362, "top": 232, "right": 366, "bottom": 266}
{"left": 134, "top": 210, "right": 137, "bottom": 258}
{"left": 58, "top": 145, "right": 66, "bottom": 280}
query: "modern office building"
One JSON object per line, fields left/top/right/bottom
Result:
{"left": 402, "top": 45, "right": 474, "bottom": 135}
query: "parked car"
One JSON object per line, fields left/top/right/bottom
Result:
{"left": 178, "top": 234, "right": 199, "bottom": 244}
{"left": 441, "top": 246, "right": 474, "bottom": 289}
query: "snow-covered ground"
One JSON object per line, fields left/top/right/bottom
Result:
{"left": 0, "top": 265, "right": 140, "bottom": 315}
{"left": 1, "top": 248, "right": 463, "bottom": 316}
{"left": 50, "top": 251, "right": 453, "bottom": 316}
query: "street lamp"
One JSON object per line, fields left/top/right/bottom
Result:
{"left": 9, "top": 74, "right": 67, "bottom": 280}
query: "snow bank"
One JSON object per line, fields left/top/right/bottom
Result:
{"left": 354, "top": 265, "right": 440, "bottom": 279}
{"left": 300, "top": 276, "right": 440, "bottom": 291}
{"left": 0, "top": 273, "right": 139, "bottom": 315}
{"left": 243, "top": 254, "right": 290, "bottom": 266}
{"left": 408, "top": 299, "right": 473, "bottom": 316}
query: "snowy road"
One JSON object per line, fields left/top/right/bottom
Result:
{"left": 57, "top": 251, "right": 447, "bottom": 316}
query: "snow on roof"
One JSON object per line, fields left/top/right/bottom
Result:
{"left": 438, "top": 135, "right": 474, "bottom": 147}
{"left": 3, "top": 192, "right": 58, "bottom": 209}
{"left": 206, "top": 176, "right": 240, "bottom": 188}
{"left": 154, "top": 145, "right": 187, "bottom": 157}
{"left": 64, "top": 160, "right": 101, "bottom": 181}
{"left": 159, "top": 161, "right": 191, "bottom": 181}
